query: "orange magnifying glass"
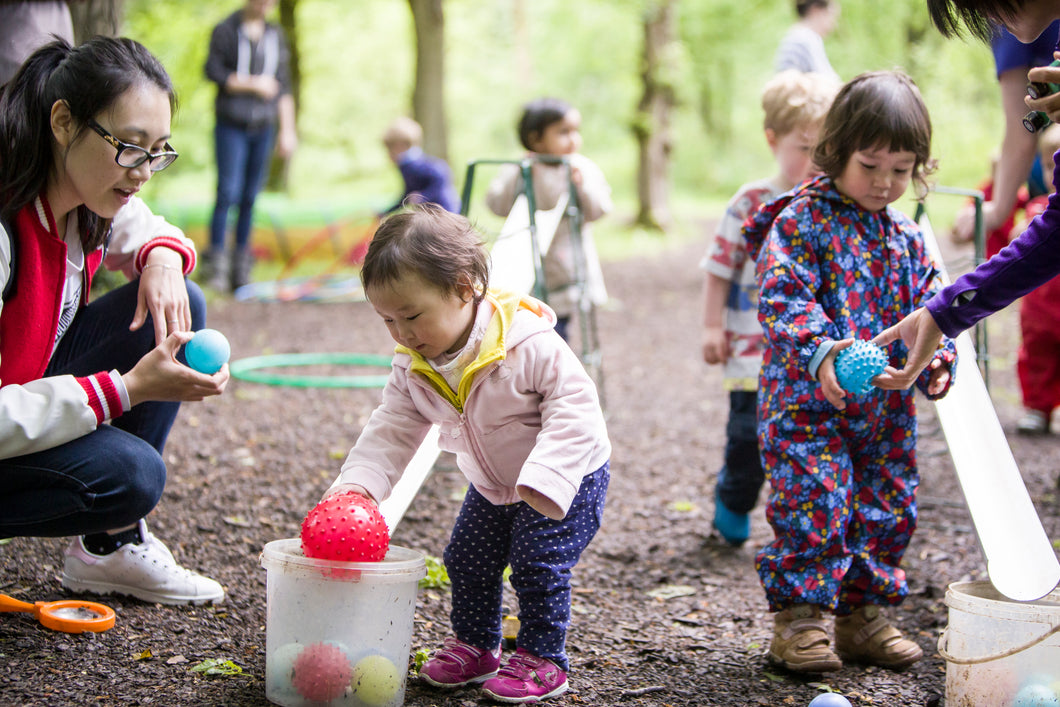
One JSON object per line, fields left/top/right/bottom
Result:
{"left": 0, "top": 593, "right": 115, "bottom": 633}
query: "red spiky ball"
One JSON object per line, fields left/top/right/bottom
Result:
{"left": 291, "top": 641, "right": 352, "bottom": 702}
{"left": 301, "top": 491, "right": 390, "bottom": 563}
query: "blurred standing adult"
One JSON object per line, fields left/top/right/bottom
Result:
{"left": 0, "top": 0, "right": 74, "bottom": 86}
{"left": 775, "top": 0, "right": 841, "bottom": 81}
{"left": 204, "top": 0, "right": 297, "bottom": 292}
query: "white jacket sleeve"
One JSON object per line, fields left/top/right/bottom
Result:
{"left": 570, "top": 154, "right": 613, "bottom": 223}
{"left": 485, "top": 164, "right": 523, "bottom": 217}
{"left": 104, "top": 196, "right": 197, "bottom": 279}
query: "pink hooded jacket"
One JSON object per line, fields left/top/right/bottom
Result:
{"left": 338, "top": 289, "right": 610, "bottom": 519}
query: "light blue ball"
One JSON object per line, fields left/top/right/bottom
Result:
{"left": 185, "top": 328, "right": 230, "bottom": 374}
{"left": 1012, "top": 683, "right": 1060, "bottom": 707}
{"left": 834, "top": 340, "right": 887, "bottom": 394}
{"left": 809, "top": 694, "right": 853, "bottom": 707}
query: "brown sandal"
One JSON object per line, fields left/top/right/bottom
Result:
{"left": 768, "top": 604, "right": 843, "bottom": 673}
{"left": 834, "top": 605, "right": 923, "bottom": 669}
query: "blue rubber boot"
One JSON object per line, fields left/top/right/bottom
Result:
{"left": 712, "top": 490, "right": 750, "bottom": 546}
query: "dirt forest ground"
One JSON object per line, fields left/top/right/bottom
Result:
{"left": 1, "top": 228, "right": 1059, "bottom": 707}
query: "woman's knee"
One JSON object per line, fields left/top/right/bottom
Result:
{"left": 97, "top": 431, "right": 166, "bottom": 520}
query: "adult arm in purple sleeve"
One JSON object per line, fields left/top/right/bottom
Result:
{"left": 875, "top": 189, "right": 1060, "bottom": 388}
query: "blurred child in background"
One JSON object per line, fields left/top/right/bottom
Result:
{"left": 487, "top": 97, "right": 612, "bottom": 341}
{"left": 326, "top": 207, "right": 610, "bottom": 703}
{"left": 743, "top": 71, "right": 956, "bottom": 673}
{"left": 381, "top": 116, "right": 460, "bottom": 215}
{"left": 701, "top": 70, "right": 837, "bottom": 547}
{"left": 1009, "top": 122, "right": 1060, "bottom": 435}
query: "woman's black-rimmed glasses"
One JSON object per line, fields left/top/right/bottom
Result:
{"left": 88, "top": 120, "right": 179, "bottom": 172}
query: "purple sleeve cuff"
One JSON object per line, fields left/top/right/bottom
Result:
{"left": 927, "top": 189, "right": 1060, "bottom": 338}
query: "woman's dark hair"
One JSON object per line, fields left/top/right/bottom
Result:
{"left": 813, "top": 70, "right": 936, "bottom": 197}
{"left": 517, "top": 97, "right": 572, "bottom": 151}
{"left": 362, "top": 205, "right": 490, "bottom": 306}
{"left": 0, "top": 36, "right": 176, "bottom": 248}
{"left": 927, "top": 0, "right": 1023, "bottom": 41}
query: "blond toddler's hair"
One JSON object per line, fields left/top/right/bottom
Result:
{"left": 761, "top": 70, "right": 839, "bottom": 137}
{"left": 382, "top": 116, "right": 423, "bottom": 151}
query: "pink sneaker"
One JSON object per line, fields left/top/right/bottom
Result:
{"left": 481, "top": 649, "right": 569, "bottom": 703}
{"left": 419, "top": 637, "right": 501, "bottom": 688}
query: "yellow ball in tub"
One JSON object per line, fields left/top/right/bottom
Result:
{"left": 352, "top": 654, "right": 402, "bottom": 706}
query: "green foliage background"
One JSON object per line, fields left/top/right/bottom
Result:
{"left": 124, "top": 0, "right": 1001, "bottom": 232}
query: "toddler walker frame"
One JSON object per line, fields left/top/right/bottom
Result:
{"left": 459, "top": 156, "right": 605, "bottom": 399}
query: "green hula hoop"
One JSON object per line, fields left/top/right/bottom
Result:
{"left": 229, "top": 352, "right": 392, "bottom": 388}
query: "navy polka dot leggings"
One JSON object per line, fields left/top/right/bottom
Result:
{"left": 443, "top": 462, "right": 609, "bottom": 671}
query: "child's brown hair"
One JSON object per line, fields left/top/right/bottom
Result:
{"left": 813, "top": 70, "right": 937, "bottom": 197}
{"left": 362, "top": 205, "right": 490, "bottom": 306}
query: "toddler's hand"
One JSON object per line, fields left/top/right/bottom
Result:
{"left": 702, "top": 326, "right": 729, "bottom": 364}
{"left": 818, "top": 339, "right": 853, "bottom": 411}
{"left": 321, "top": 482, "right": 373, "bottom": 504}
{"left": 925, "top": 358, "right": 951, "bottom": 397}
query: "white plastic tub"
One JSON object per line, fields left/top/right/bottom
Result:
{"left": 260, "top": 539, "right": 425, "bottom": 707}
{"left": 939, "top": 581, "right": 1060, "bottom": 706}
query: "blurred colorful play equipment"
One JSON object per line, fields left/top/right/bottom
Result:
{"left": 0, "top": 593, "right": 115, "bottom": 633}
{"left": 301, "top": 491, "right": 390, "bottom": 563}
{"left": 184, "top": 328, "right": 231, "bottom": 374}
{"left": 260, "top": 539, "right": 425, "bottom": 706}
{"left": 833, "top": 339, "right": 886, "bottom": 394}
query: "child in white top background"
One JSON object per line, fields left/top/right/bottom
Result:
{"left": 486, "top": 97, "right": 612, "bottom": 342}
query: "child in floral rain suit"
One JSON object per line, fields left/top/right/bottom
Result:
{"left": 742, "top": 70, "right": 957, "bottom": 674}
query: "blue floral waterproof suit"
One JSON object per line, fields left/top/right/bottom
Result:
{"left": 742, "top": 177, "right": 957, "bottom": 613}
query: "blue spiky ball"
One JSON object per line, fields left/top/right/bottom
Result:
{"left": 834, "top": 340, "right": 886, "bottom": 394}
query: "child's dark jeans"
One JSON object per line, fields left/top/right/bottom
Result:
{"left": 715, "top": 390, "right": 764, "bottom": 514}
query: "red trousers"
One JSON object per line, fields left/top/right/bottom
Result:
{"left": 1018, "top": 274, "right": 1060, "bottom": 413}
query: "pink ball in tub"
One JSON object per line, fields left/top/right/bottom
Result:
{"left": 291, "top": 641, "right": 353, "bottom": 702}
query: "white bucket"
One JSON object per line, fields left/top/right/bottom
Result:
{"left": 939, "top": 581, "right": 1060, "bottom": 706}
{"left": 260, "top": 539, "right": 426, "bottom": 707}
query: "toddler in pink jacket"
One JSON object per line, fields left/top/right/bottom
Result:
{"left": 327, "top": 205, "right": 610, "bottom": 704}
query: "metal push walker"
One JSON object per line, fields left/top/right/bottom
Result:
{"left": 460, "top": 156, "right": 605, "bottom": 400}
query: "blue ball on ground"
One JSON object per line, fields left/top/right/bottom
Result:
{"left": 809, "top": 694, "right": 853, "bottom": 707}
{"left": 185, "top": 328, "right": 230, "bottom": 374}
{"left": 833, "top": 340, "right": 887, "bottom": 394}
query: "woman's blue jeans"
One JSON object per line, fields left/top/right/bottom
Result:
{"left": 209, "top": 120, "right": 276, "bottom": 251}
{"left": 0, "top": 278, "right": 206, "bottom": 538}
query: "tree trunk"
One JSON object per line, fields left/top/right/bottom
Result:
{"left": 633, "top": 0, "right": 676, "bottom": 231}
{"left": 69, "top": 0, "right": 124, "bottom": 42}
{"left": 266, "top": 0, "right": 300, "bottom": 191}
{"left": 408, "top": 0, "right": 448, "bottom": 162}
{"left": 513, "top": 0, "right": 532, "bottom": 90}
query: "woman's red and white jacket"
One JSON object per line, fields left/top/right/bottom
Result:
{"left": 0, "top": 195, "right": 196, "bottom": 460}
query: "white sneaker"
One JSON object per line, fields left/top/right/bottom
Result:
{"left": 62, "top": 520, "right": 225, "bottom": 605}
